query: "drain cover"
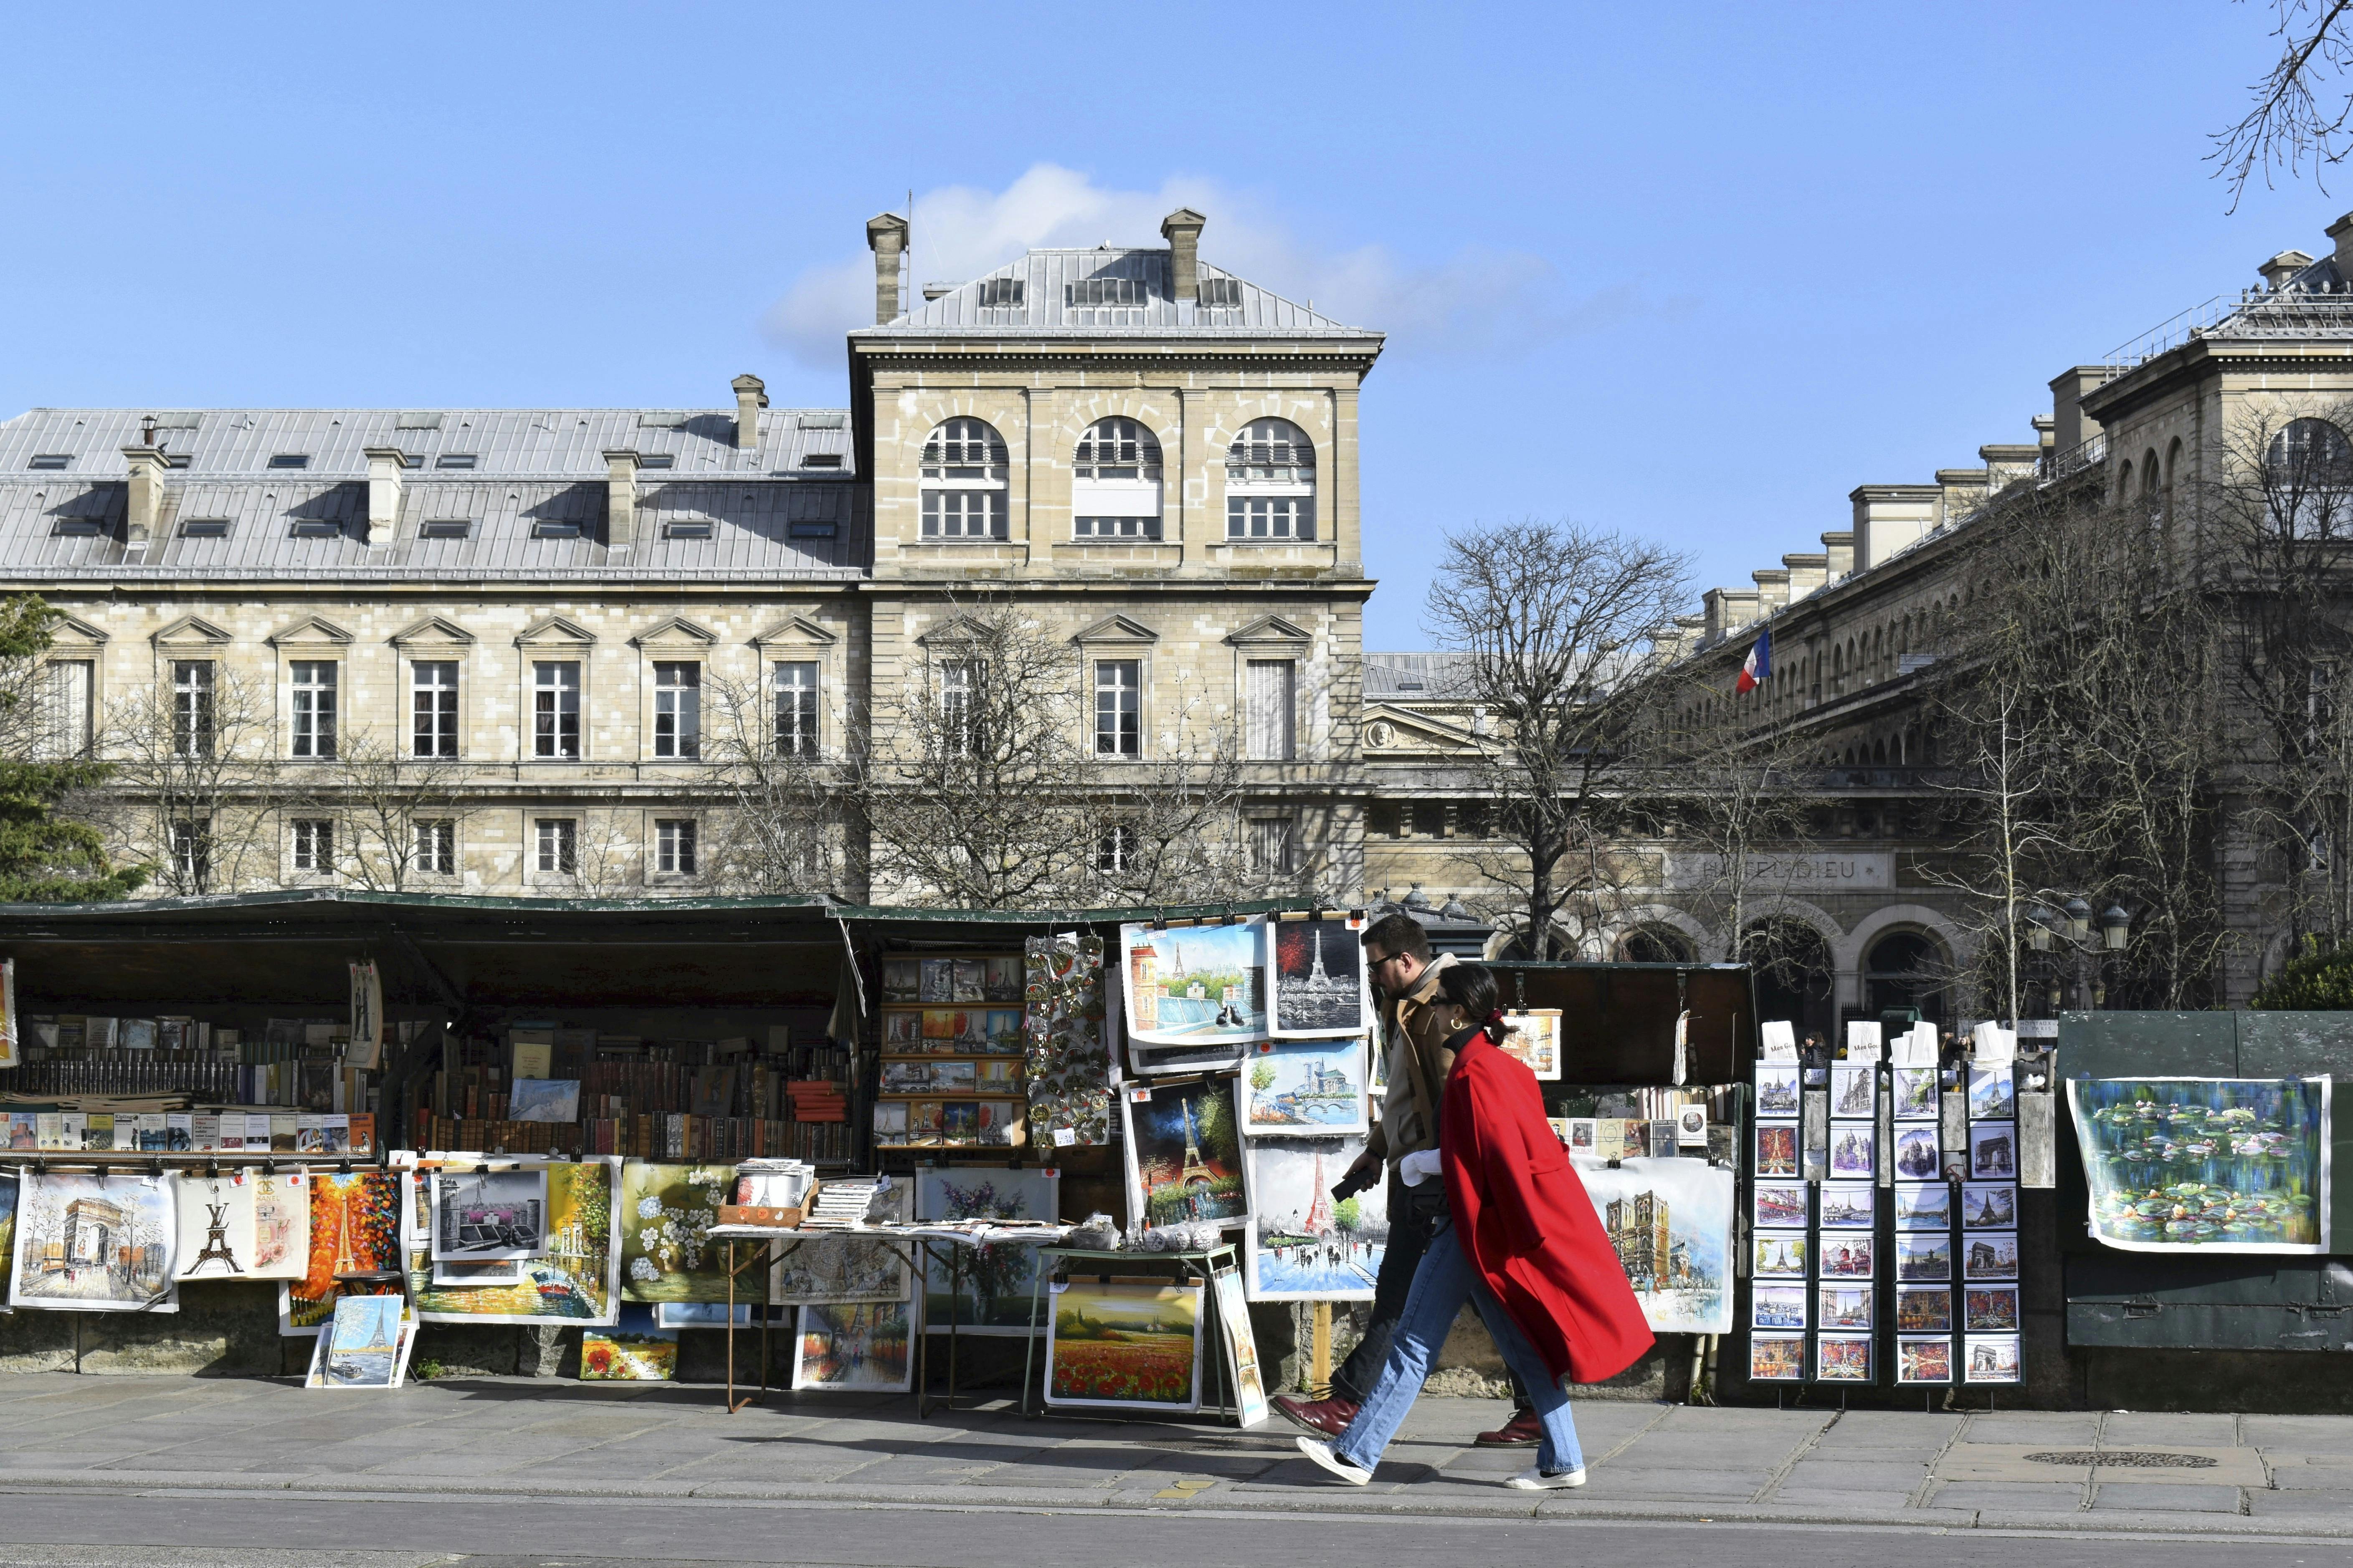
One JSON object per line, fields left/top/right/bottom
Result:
{"left": 2023, "top": 1450, "right": 2218, "bottom": 1469}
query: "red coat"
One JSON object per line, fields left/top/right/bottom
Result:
{"left": 1441, "top": 1032, "right": 1654, "bottom": 1386}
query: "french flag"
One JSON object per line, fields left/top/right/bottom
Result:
{"left": 1735, "top": 628, "right": 1771, "bottom": 693}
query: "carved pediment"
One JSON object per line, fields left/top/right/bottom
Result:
{"left": 152, "top": 614, "right": 232, "bottom": 646}
{"left": 266, "top": 615, "right": 353, "bottom": 647}
{"left": 389, "top": 615, "right": 476, "bottom": 647}
{"left": 1363, "top": 702, "right": 1481, "bottom": 756}
{"left": 752, "top": 615, "right": 838, "bottom": 648}
{"left": 630, "top": 614, "right": 717, "bottom": 649}
{"left": 516, "top": 613, "right": 597, "bottom": 646}
{"left": 1073, "top": 613, "right": 1158, "bottom": 645}
{"left": 1225, "top": 613, "right": 1312, "bottom": 647}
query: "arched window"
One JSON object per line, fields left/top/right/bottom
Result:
{"left": 1865, "top": 930, "right": 1950, "bottom": 1023}
{"left": 1072, "top": 417, "right": 1163, "bottom": 540}
{"left": 2266, "top": 417, "right": 2353, "bottom": 537}
{"left": 919, "top": 418, "right": 1009, "bottom": 540}
{"left": 1226, "top": 418, "right": 1317, "bottom": 541}
{"left": 1617, "top": 924, "right": 1696, "bottom": 964}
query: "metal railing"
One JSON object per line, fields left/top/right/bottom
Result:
{"left": 2103, "top": 287, "right": 2353, "bottom": 377}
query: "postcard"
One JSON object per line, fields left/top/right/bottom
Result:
{"left": 1961, "top": 1183, "right": 2016, "bottom": 1228}
{"left": 1754, "top": 1065, "right": 1800, "bottom": 1118}
{"left": 1964, "top": 1333, "right": 2021, "bottom": 1383}
{"left": 1755, "top": 1122, "right": 1798, "bottom": 1177}
{"left": 1749, "top": 1333, "right": 1803, "bottom": 1381}
{"left": 1897, "top": 1336, "right": 1954, "bottom": 1384}
{"left": 1896, "top": 1235, "right": 1953, "bottom": 1282}
{"left": 1751, "top": 1284, "right": 1807, "bottom": 1330}
{"left": 1894, "top": 1182, "right": 1953, "bottom": 1231}
{"left": 1816, "top": 1333, "right": 1872, "bottom": 1381}
{"left": 1267, "top": 917, "right": 1376, "bottom": 1039}
{"left": 1896, "top": 1285, "right": 1953, "bottom": 1333}
{"left": 1968, "top": 1122, "right": 2017, "bottom": 1180}
{"left": 1893, "top": 1125, "right": 1941, "bottom": 1179}
{"left": 1892, "top": 1067, "right": 1939, "bottom": 1120}
{"left": 1753, "top": 1181, "right": 1808, "bottom": 1228}
{"left": 1963, "top": 1229, "right": 2020, "bottom": 1280}
{"left": 1830, "top": 1064, "right": 1875, "bottom": 1118}
{"left": 1964, "top": 1285, "right": 2020, "bottom": 1331}
{"left": 1818, "top": 1183, "right": 1874, "bottom": 1229}
{"left": 1752, "top": 1230, "right": 1808, "bottom": 1278}
{"left": 1968, "top": 1066, "right": 2016, "bottom": 1122}
{"left": 1828, "top": 1122, "right": 1877, "bottom": 1180}
{"left": 1819, "top": 1233, "right": 1874, "bottom": 1279}
{"left": 1817, "top": 1284, "right": 1872, "bottom": 1330}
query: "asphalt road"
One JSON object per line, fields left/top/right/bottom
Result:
{"left": 0, "top": 1490, "right": 2345, "bottom": 1568}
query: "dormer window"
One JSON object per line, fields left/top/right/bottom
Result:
{"left": 638, "top": 453, "right": 676, "bottom": 469}
{"left": 1199, "top": 278, "right": 1244, "bottom": 308}
{"left": 435, "top": 453, "right": 477, "bottom": 469}
{"left": 663, "top": 520, "right": 714, "bottom": 539}
{"left": 268, "top": 453, "right": 310, "bottom": 470}
{"left": 28, "top": 454, "right": 70, "bottom": 470}
{"left": 1225, "top": 418, "right": 1317, "bottom": 541}
{"left": 1073, "top": 417, "right": 1163, "bottom": 540}
{"left": 918, "top": 417, "right": 1008, "bottom": 540}
{"left": 179, "top": 518, "right": 230, "bottom": 538}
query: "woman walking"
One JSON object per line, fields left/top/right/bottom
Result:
{"left": 1298, "top": 963, "right": 1652, "bottom": 1489}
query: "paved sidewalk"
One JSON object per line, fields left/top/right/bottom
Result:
{"left": 0, "top": 1374, "right": 2345, "bottom": 1536}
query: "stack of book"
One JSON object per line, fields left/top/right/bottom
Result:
{"left": 785, "top": 1080, "right": 846, "bottom": 1122}
{"left": 800, "top": 1176, "right": 883, "bottom": 1231}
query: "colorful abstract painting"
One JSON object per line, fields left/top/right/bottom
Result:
{"left": 281, "top": 1170, "right": 403, "bottom": 1334}
{"left": 2069, "top": 1077, "right": 2330, "bottom": 1253}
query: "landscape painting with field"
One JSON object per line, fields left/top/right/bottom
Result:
{"left": 1044, "top": 1279, "right": 1203, "bottom": 1411}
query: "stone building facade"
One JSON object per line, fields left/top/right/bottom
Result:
{"left": 0, "top": 209, "right": 1378, "bottom": 901}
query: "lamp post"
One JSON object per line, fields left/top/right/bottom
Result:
{"left": 2025, "top": 895, "right": 2131, "bottom": 1012}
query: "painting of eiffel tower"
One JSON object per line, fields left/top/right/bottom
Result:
{"left": 1127, "top": 1076, "right": 1246, "bottom": 1227}
{"left": 1271, "top": 918, "right": 1370, "bottom": 1036}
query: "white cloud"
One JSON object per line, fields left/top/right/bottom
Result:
{"left": 762, "top": 164, "right": 1669, "bottom": 366}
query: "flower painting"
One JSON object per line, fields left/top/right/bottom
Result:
{"left": 2069, "top": 1077, "right": 2330, "bottom": 1253}
{"left": 1044, "top": 1279, "right": 1204, "bottom": 1411}
{"left": 581, "top": 1303, "right": 677, "bottom": 1381}
{"left": 913, "top": 1168, "right": 1056, "bottom": 1333}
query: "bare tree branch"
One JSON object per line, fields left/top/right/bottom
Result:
{"left": 2212, "top": 0, "right": 2353, "bottom": 210}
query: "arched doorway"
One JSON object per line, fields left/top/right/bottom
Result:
{"left": 1864, "top": 929, "right": 1950, "bottom": 1025}
{"left": 1616, "top": 923, "right": 1697, "bottom": 964}
{"left": 1743, "top": 918, "right": 1836, "bottom": 1042}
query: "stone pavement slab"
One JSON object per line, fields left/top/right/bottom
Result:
{"left": 2090, "top": 1480, "right": 2246, "bottom": 1512}
{"left": 1928, "top": 1479, "right": 2089, "bottom": 1510}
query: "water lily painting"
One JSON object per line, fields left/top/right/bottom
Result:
{"left": 2069, "top": 1077, "right": 2330, "bottom": 1254}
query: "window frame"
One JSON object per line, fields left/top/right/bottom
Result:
{"left": 532, "top": 660, "right": 583, "bottom": 761}
{"left": 289, "top": 660, "right": 338, "bottom": 760}
{"left": 41, "top": 658, "right": 93, "bottom": 759}
{"left": 1094, "top": 658, "right": 1142, "bottom": 757}
{"left": 172, "top": 660, "right": 216, "bottom": 759}
{"left": 1248, "top": 814, "right": 1299, "bottom": 878}
{"left": 918, "top": 417, "right": 1011, "bottom": 541}
{"left": 773, "top": 660, "right": 821, "bottom": 758}
{"left": 413, "top": 817, "right": 457, "bottom": 877}
{"left": 534, "top": 817, "right": 579, "bottom": 877}
{"left": 1072, "top": 416, "right": 1165, "bottom": 541}
{"left": 653, "top": 817, "right": 699, "bottom": 878}
{"left": 1223, "top": 417, "right": 1318, "bottom": 543}
{"left": 410, "top": 659, "right": 461, "bottom": 760}
{"left": 1244, "top": 658, "right": 1298, "bottom": 762}
{"left": 289, "top": 817, "right": 335, "bottom": 877}
{"left": 652, "top": 660, "right": 702, "bottom": 760}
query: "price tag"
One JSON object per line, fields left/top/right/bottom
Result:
{"left": 1053, "top": 1128, "right": 1076, "bottom": 1146}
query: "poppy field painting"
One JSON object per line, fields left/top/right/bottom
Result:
{"left": 1044, "top": 1279, "right": 1204, "bottom": 1411}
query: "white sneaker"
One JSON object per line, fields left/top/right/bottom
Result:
{"left": 1296, "top": 1434, "right": 1374, "bottom": 1486}
{"left": 1506, "top": 1465, "right": 1587, "bottom": 1490}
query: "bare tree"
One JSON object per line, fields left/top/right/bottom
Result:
{"left": 100, "top": 665, "right": 281, "bottom": 895}
{"left": 1425, "top": 521, "right": 1691, "bottom": 958}
{"left": 702, "top": 671, "right": 840, "bottom": 897}
{"left": 284, "top": 734, "right": 476, "bottom": 892}
{"left": 1086, "top": 668, "right": 1256, "bottom": 907}
{"left": 2213, "top": 0, "right": 2353, "bottom": 208}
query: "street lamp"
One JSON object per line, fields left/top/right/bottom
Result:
{"left": 2025, "top": 905, "right": 2058, "bottom": 953}
{"left": 2099, "top": 904, "right": 2131, "bottom": 951}
{"left": 2025, "top": 894, "right": 2131, "bottom": 1013}
{"left": 2064, "top": 896, "right": 2092, "bottom": 943}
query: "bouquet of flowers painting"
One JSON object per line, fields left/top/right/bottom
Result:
{"left": 1044, "top": 1279, "right": 1203, "bottom": 1411}
{"left": 1243, "top": 1136, "right": 1385, "bottom": 1302}
{"left": 2068, "top": 1077, "right": 2331, "bottom": 1253}
{"left": 1123, "top": 1075, "right": 1248, "bottom": 1227}
{"left": 793, "top": 1301, "right": 914, "bottom": 1392}
{"left": 913, "top": 1168, "right": 1056, "bottom": 1333}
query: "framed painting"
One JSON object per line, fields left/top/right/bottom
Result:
{"left": 1044, "top": 1278, "right": 1204, "bottom": 1411}
{"left": 1243, "top": 1038, "right": 1368, "bottom": 1137}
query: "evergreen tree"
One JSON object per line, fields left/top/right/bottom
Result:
{"left": 0, "top": 596, "right": 144, "bottom": 902}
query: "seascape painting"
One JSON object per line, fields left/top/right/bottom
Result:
{"left": 1244, "top": 1136, "right": 1386, "bottom": 1302}
{"left": 2069, "top": 1077, "right": 2330, "bottom": 1253}
{"left": 793, "top": 1301, "right": 914, "bottom": 1392}
{"left": 1244, "top": 1039, "right": 1368, "bottom": 1136}
{"left": 9, "top": 1171, "right": 177, "bottom": 1313}
{"left": 1121, "top": 921, "right": 1268, "bottom": 1046}
{"left": 1044, "top": 1279, "right": 1204, "bottom": 1411}
{"left": 1267, "top": 917, "right": 1374, "bottom": 1037}
{"left": 1577, "top": 1158, "right": 1733, "bottom": 1334}
{"left": 1124, "top": 1075, "right": 1248, "bottom": 1226}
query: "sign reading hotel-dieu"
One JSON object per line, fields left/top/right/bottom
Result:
{"left": 1666, "top": 852, "right": 1893, "bottom": 891}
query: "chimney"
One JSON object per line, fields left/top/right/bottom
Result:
{"left": 604, "top": 450, "right": 640, "bottom": 550}
{"left": 1782, "top": 551, "right": 1828, "bottom": 602}
{"left": 1821, "top": 529, "right": 1855, "bottom": 579}
{"left": 362, "top": 447, "right": 406, "bottom": 545}
{"left": 2260, "top": 248, "right": 2315, "bottom": 290}
{"left": 2049, "top": 365, "right": 2108, "bottom": 455}
{"left": 731, "top": 373, "right": 767, "bottom": 453}
{"left": 2329, "top": 212, "right": 2353, "bottom": 278}
{"left": 1753, "top": 567, "right": 1791, "bottom": 614}
{"left": 866, "top": 212, "right": 909, "bottom": 324}
{"left": 1160, "top": 207, "right": 1206, "bottom": 304}
{"left": 120, "top": 444, "right": 168, "bottom": 545}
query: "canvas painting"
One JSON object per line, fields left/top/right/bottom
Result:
{"left": 1755, "top": 1123, "right": 1798, "bottom": 1178}
{"left": 1497, "top": 1010, "right": 1563, "bottom": 1081}
{"left": 1754, "top": 1066, "right": 1800, "bottom": 1118}
{"left": 1896, "top": 1235, "right": 1952, "bottom": 1282}
{"left": 1962, "top": 1183, "right": 2016, "bottom": 1228}
{"left": 1963, "top": 1230, "right": 2019, "bottom": 1280}
{"left": 1749, "top": 1334, "right": 1803, "bottom": 1381}
{"left": 1753, "top": 1230, "right": 1807, "bottom": 1278}
{"left": 1209, "top": 1259, "right": 1268, "bottom": 1426}
{"left": 1044, "top": 1278, "right": 1205, "bottom": 1411}
{"left": 1892, "top": 1067, "right": 1939, "bottom": 1121}
{"left": 1894, "top": 1182, "right": 1953, "bottom": 1231}
{"left": 1818, "top": 1284, "right": 1872, "bottom": 1330}
{"left": 281, "top": 1170, "right": 402, "bottom": 1334}
{"left": 793, "top": 1300, "right": 914, "bottom": 1392}
{"left": 306, "top": 1293, "right": 407, "bottom": 1389}
{"left": 1894, "top": 1125, "right": 1941, "bottom": 1179}
{"left": 1244, "top": 1136, "right": 1385, "bottom": 1301}
{"left": 771, "top": 1229, "right": 914, "bottom": 1308}
{"left": 0, "top": 1170, "right": 15, "bottom": 1295}
{"left": 1121, "top": 921, "right": 1268, "bottom": 1046}
{"left": 882, "top": 959, "right": 921, "bottom": 1004}
{"left": 1267, "top": 917, "right": 1374, "bottom": 1038}
{"left": 433, "top": 1259, "right": 524, "bottom": 1287}
{"left": 9, "top": 1171, "right": 177, "bottom": 1312}
{"left": 511, "top": 1079, "right": 581, "bottom": 1124}
{"left": 1964, "top": 1333, "right": 2021, "bottom": 1383}
{"left": 913, "top": 1168, "right": 1057, "bottom": 1333}
{"left": 1968, "top": 1067, "right": 2016, "bottom": 1122}
{"left": 1753, "top": 1181, "right": 1808, "bottom": 1229}
{"left": 1577, "top": 1157, "right": 1733, "bottom": 1334}
{"left": 2069, "top": 1077, "right": 2330, "bottom": 1253}
{"left": 1243, "top": 1038, "right": 1368, "bottom": 1136}
{"left": 1965, "top": 1285, "right": 2021, "bottom": 1331}
{"left": 619, "top": 1163, "right": 735, "bottom": 1302}
{"left": 250, "top": 1171, "right": 310, "bottom": 1280}
{"left": 172, "top": 1172, "right": 257, "bottom": 1281}
{"left": 409, "top": 1158, "right": 620, "bottom": 1325}
{"left": 1898, "top": 1336, "right": 1954, "bottom": 1384}
{"left": 1816, "top": 1333, "right": 1872, "bottom": 1381}
{"left": 1896, "top": 1285, "right": 1953, "bottom": 1333}
{"left": 431, "top": 1169, "right": 547, "bottom": 1262}
{"left": 1829, "top": 1122, "right": 1877, "bottom": 1180}
{"left": 1818, "top": 1183, "right": 1874, "bottom": 1229}
{"left": 582, "top": 1303, "right": 678, "bottom": 1381}
{"left": 1968, "top": 1122, "right": 2018, "bottom": 1181}
{"left": 1820, "top": 1233, "right": 1874, "bottom": 1279}
{"left": 1123, "top": 1075, "right": 1248, "bottom": 1227}
{"left": 1831, "top": 1065, "right": 1875, "bottom": 1118}
{"left": 1752, "top": 1284, "right": 1806, "bottom": 1330}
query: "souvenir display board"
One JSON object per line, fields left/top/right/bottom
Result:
{"left": 1024, "top": 934, "right": 1111, "bottom": 1149}
{"left": 874, "top": 952, "right": 1028, "bottom": 1152}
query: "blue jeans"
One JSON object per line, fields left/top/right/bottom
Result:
{"left": 1332, "top": 1222, "right": 1585, "bottom": 1477}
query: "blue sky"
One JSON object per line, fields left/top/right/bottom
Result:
{"left": 0, "top": 3, "right": 2335, "bottom": 647}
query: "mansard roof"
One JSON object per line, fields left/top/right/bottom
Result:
{"left": 862, "top": 250, "right": 1380, "bottom": 343}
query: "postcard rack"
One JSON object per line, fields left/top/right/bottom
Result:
{"left": 1745, "top": 1055, "right": 2021, "bottom": 1393}
{"left": 872, "top": 950, "right": 1030, "bottom": 1152}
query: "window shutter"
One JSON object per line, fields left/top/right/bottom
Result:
{"left": 1246, "top": 660, "right": 1296, "bottom": 761}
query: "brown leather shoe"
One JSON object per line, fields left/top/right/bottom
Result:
{"left": 1272, "top": 1393, "right": 1360, "bottom": 1439}
{"left": 1474, "top": 1406, "right": 1542, "bottom": 1446}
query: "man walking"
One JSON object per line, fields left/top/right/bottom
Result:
{"left": 1271, "top": 913, "right": 1542, "bottom": 1448}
